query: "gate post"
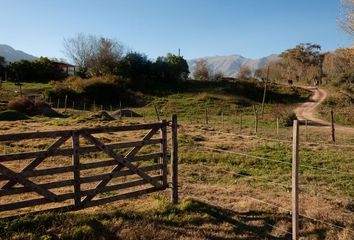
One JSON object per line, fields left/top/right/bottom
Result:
{"left": 160, "top": 120, "right": 168, "bottom": 187}
{"left": 171, "top": 114, "right": 178, "bottom": 204}
{"left": 72, "top": 130, "right": 81, "bottom": 209}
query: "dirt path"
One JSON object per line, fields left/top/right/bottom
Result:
{"left": 294, "top": 87, "right": 354, "bottom": 133}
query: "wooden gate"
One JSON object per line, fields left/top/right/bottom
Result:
{"left": 0, "top": 117, "right": 178, "bottom": 217}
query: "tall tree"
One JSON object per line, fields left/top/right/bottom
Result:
{"left": 63, "top": 34, "right": 124, "bottom": 77}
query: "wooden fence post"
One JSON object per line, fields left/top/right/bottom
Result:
{"left": 72, "top": 101, "right": 75, "bottom": 109}
{"left": 110, "top": 105, "right": 112, "bottom": 112}
{"left": 160, "top": 120, "right": 168, "bottom": 187}
{"left": 57, "top": 98, "right": 60, "bottom": 109}
{"left": 171, "top": 114, "right": 178, "bottom": 204}
{"left": 305, "top": 120, "right": 308, "bottom": 142}
{"left": 276, "top": 117, "right": 279, "bottom": 136}
{"left": 292, "top": 120, "right": 299, "bottom": 240}
{"left": 205, "top": 108, "right": 208, "bottom": 124}
{"left": 253, "top": 105, "right": 258, "bottom": 134}
{"left": 64, "top": 95, "right": 68, "bottom": 112}
{"left": 330, "top": 110, "right": 335, "bottom": 142}
{"left": 240, "top": 112, "right": 243, "bottom": 132}
{"left": 221, "top": 112, "right": 224, "bottom": 128}
{"left": 93, "top": 100, "right": 96, "bottom": 112}
{"left": 153, "top": 103, "right": 160, "bottom": 121}
{"left": 72, "top": 131, "right": 81, "bottom": 208}
{"left": 100, "top": 105, "right": 103, "bottom": 111}
{"left": 83, "top": 103, "right": 86, "bottom": 111}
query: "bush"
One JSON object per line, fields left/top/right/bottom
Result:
{"left": 0, "top": 110, "right": 29, "bottom": 121}
{"left": 7, "top": 97, "right": 35, "bottom": 115}
{"left": 46, "top": 75, "right": 142, "bottom": 106}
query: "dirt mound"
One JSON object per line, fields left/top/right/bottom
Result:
{"left": 112, "top": 109, "right": 143, "bottom": 118}
{"left": 91, "top": 111, "right": 116, "bottom": 121}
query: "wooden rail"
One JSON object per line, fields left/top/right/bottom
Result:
{"left": 0, "top": 119, "right": 179, "bottom": 216}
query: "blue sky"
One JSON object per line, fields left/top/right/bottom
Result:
{"left": 0, "top": 0, "right": 351, "bottom": 61}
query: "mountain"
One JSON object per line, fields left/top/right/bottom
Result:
{"left": 188, "top": 54, "right": 279, "bottom": 77}
{"left": 0, "top": 44, "right": 38, "bottom": 63}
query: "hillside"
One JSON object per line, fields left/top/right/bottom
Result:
{"left": 188, "top": 54, "right": 279, "bottom": 77}
{"left": 0, "top": 44, "right": 38, "bottom": 63}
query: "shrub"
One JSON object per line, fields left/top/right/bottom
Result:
{"left": 0, "top": 110, "right": 29, "bottom": 121}
{"left": 7, "top": 97, "right": 35, "bottom": 115}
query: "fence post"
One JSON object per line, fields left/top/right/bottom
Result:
{"left": 83, "top": 103, "right": 86, "bottom": 111}
{"left": 253, "top": 105, "right": 258, "bottom": 134}
{"left": 93, "top": 100, "right": 96, "bottom": 112}
{"left": 64, "top": 95, "right": 68, "bottom": 112}
{"left": 330, "top": 110, "right": 335, "bottom": 142}
{"left": 72, "top": 101, "right": 75, "bottom": 109}
{"left": 171, "top": 114, "right": 178, "bottom": 204}
{"left": 305, "top": 120, "right": 308, "bottom": 142}
{"left": 240, "top": 112, "right": 243, "bottom": 132}
{"left": 100, "top": 105, "right": 103, "bottom": 111}
{"left": 110, "top": 105, "right": 112, "bottom": 112}
{"left": 57, "top": 98, "right": 60, "bottom": 109}
{"left": 221, "top": 112, "right": 224, "bottom": 128}
{"left": 276, "top": 117, "right": 279, "bottom": 136}
{"left": 153, "top": 103, "right": 160, "bottom": 121}
{"left": 205, "top": 108, "right": 208, "bottom": 124}
{"left": 292, "top": 120, "right": 299, "bottom": 240}
{"left": 72, "top": 131, "right": 81, "bottom": 209}
{"left": 160, "top": 120, "right": 168, "bottom": 187}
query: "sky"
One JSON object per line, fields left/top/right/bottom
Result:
{"left": 0, "top": 0, "right": 352, "bottom": 61}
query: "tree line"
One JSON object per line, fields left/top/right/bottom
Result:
{"left": 255, "top": 43, "right": 353, "bottom": 92}
{"left": 63, "top": 34, "right": 189, "bottom": 90}
{"left": 0, "top": 33, "right": 189, "bottom": 90}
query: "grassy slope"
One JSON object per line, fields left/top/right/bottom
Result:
{"left": 318, "top": 87, "right": 354, "bottom": 127}
{"left": 1, "top": 81, "right": 353, "bottom": 239}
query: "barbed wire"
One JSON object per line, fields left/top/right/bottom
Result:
{"left": 201, "top": 146, "right": 354, "bottom": 176}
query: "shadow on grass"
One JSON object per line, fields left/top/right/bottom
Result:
{"left": 0, "top": 198, "right": 339, "bottom": 239}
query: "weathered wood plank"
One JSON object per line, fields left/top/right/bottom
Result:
{"left": 160, "top": 121, "right": 168, "bottom": 186}
{"left": 0, "top": 153, "right": 162, "bottom": 181}
{"left": 72, "top": 131, "right": 81, "bottom": 207}
{"left": 83, "top": 186, "right": 165, "bottom": 208}
{"left": 80, "top": 164, "right": 162, "bottom": 184}
{"left": 80, "top": 128, "right": 160, "bottom": 205}
{"left": 0, "top": 179, "right": 75, "bottom": 196}
{"left": 0, "top": 164, "right": 58, "bottom": 202}
{"left": 81, "top": 175, "right": 163, "bottom": 196}
{"left": 0, "top": 139, "right": 162, "bottom": 162}
{"left": 80, "top": 153, "right": 162, "bottom": 170}
{"left": 0, "top": 122, "right": 167, "bottom": 142}
{"left": 0, "top": 192, "right": 73, "bottom": 212}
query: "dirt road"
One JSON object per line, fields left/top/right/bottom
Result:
{"left": 294, "top": 87, "right": 354, "bottom": 133}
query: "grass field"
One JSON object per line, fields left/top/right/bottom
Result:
{"left": 0, "top": 81, "right": 353, "bottom": 239}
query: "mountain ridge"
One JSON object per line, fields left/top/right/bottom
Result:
{"left": 187, "top": 54, "right": 279, "bottom": 77}
{"left": 0, "top": 44, "right": 38, "bottom": 63}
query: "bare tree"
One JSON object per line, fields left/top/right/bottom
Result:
{"left": 337, "top": 0, "right": 354, "bottom": 38}
{"left": 63, "top": 33, "right": 125, "bottom": 76}
{"left": 193, "top": 59, "right": 210, "bottom": 80}
{"left": 237, "top": 64, "right": 252, "bottom": 78}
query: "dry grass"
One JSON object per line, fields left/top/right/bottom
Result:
{"left": 0, "top": 111, "right": 353, "bottom": 239}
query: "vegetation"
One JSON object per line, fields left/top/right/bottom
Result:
{"left": 5, "top": 57, "right": 66, "bottom": 83}
{"left": 0, "top": 110, "right": 29, "bottom": 121}
{"left": 255, "top": 44, "right": 354, "bottom": 93}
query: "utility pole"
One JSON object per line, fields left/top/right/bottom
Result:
{"left": 261, "top": 66, "right": 269, "bottom": 117}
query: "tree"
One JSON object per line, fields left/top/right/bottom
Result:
{"left": 337, "top": 0, "right": 353, "bottom": 38}
{"left": 193, "top": 59, "right": 209, "bottom": 81}
{"left": 63, "top": 34, "right": 124, "bottom": 77}
{"left": 165, "top": 53, "right": 189, "bottom": 81}
{"left": 237, "top": 64, "right": 251, "bottom": 78}
{"left": 117, "top": 52, "right": 152, "bottom": 88}
{"left": 280, "top": 43, "right": 324, "bottom": 85}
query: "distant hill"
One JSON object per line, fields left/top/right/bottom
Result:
{"left": 188, "top": 54, "right": 279, "bottom": 77}
{"left": 0, "top": 44, "right": 38, "bottom": 63}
